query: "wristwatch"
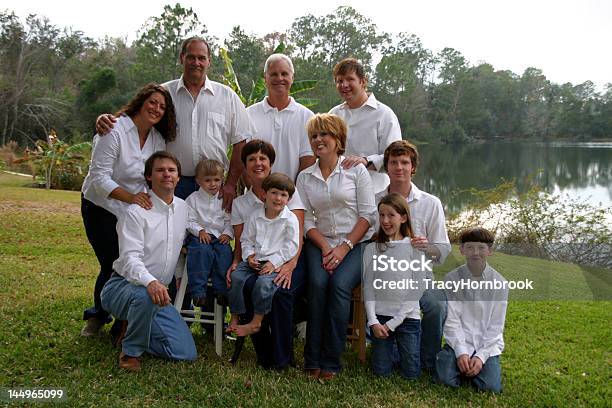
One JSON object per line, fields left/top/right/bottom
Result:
{"left": 343, "top": 238, "right": 354, "bottom": 250}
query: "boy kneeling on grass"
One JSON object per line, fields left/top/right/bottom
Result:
{"left": 226, "top": 173, "right": 300, "bottom": 337}
{"left": 435, "top": 227, "right": 508, "bottom": 393}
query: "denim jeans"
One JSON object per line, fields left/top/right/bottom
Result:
{"left": 101, "top": 274, "right": 197, "bottom": 361}
{"left": 81, "top": 196, "right": 118, "bottom": 324}
{"left": 435, "top": 345, "right": 502, "bottom": 393}
{"left": 420, "top": 288, "right": 447, "bottom": 369}
{"left": 371, "top": 315, "right": 421, "bottom": 379}
{"left": 228, "top": 262, "right": 279, "bottom": 315}
{"left": 304, "top": 240, "right": 364, "bottom": 373}
{"left": 186, "top": 234, "right": 232, "bottom": 299}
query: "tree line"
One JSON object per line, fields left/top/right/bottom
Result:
{"left": 1, "top": 3, "right": 611, "bottom": 147}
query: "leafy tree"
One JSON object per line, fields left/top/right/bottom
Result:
{"left": 133, "top": 3, "right": 209, "bottom": 84}
{"left": 223, "top": 26, "right": 267, "bottom": 98}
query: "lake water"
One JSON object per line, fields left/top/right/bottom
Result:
{"left": 413, "top": 142, "right": 612, "bottom": 214}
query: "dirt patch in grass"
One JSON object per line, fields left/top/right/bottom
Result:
{"left": 0, "top": 200, "right": 80, "bottom": 214}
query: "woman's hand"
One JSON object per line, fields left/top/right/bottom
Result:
{"left": 131, "top": 192, "right": 152, "bottom": 209}
{"left": 322, "top": 243, "right": 350, "bottom": 272}
{"left": 274, "top": 259, "right": 296, "bottom": 289}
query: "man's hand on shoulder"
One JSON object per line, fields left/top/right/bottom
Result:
{"left": 147, "top": 280, "right": 170, "bottom": 306}
{"left": 95, "top": 113, "right": 117, "bottom": 135}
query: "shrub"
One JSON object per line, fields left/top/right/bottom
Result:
{"left": 447, "top": 180, "right": 612, "bottom": 268}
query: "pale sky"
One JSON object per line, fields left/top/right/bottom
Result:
{"left": 7, "top": 0, "right": 612, "bottom": 89}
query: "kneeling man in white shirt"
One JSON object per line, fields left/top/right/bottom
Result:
{"left": 101, "top": 151, "right": 197, "bottom": 371}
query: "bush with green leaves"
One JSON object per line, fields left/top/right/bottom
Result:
{"left": 15, "top": 137, "right": 91, "bottom": 191}
{"left": 447, "top": 180, "right": 612, "bottom": 268}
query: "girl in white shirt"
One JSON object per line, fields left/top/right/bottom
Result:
{"left": 363, "top": 193, "right": 424, "bottom": 380}
{"left": 297, "top": 113, "right": 377, "bottom": 380}
{"left": 80, "top": 83, "right": 176, "bottom": 337}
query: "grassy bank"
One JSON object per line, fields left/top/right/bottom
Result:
{"left": 0, "top": 173, "right": 609, "bottom": 407}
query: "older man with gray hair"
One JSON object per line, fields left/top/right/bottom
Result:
{"left": 238, "top": 53, "right": 313, "bottom": 369}
{"left": 246, "top": 53, "right": 315, "bottom": 181}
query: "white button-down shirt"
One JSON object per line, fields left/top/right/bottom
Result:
{"left": 241, "top": 206, "right": 300, "bottom": 268}
{"left": 329, "top": 93, "right": 401, "bottom": 172}
{"left": 231, "top": 188, "right": 304, "bottom": 226}
{"left": 113, "top": 191, "right": 187, "bottom": 287}
{"left": 363, "top": 238, "right": 424, "bottom": 331}
{"left": 247, "top": 97, "right": 314, "bottom": 181}
{"left": 443, "top": 263, "right": 508, "bottom": 364}
{"left": 163, "top": 76, "right": 255, "bottom": 176}
{"left": 376, "top": 182, "right": 451, "bottom": 266}
{"left": 82, "top": 115, "right": 165, "bottom": 217}
{"left": 296, "top": 157, "right": 377, "bottom": 247}
{"left": 185, "top": 189, "right": 233, "bottom": 239}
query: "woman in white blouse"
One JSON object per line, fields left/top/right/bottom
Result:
{"left": 80, "top": 83, "right": 176, "bottom": 337}
{"left": 228, "top": 139, "right": 306, "bottom": 369}
{"left": 296, "top": 113, "right": 377, "bottom": 379}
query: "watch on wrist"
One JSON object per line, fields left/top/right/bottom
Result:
{"left": 343, "top": 238, "right": 354, "bottom": 250}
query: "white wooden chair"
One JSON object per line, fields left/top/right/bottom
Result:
{"left": 174, "top": 253, "right": 224, "bottom": 357}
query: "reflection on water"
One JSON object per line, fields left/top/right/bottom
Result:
{"left": 414, "top": 142, "right": 612, "bottom": 214}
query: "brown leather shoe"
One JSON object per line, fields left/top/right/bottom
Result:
{"left": 305, "top": 368, "right": 321, "bottom": 379}
{"left": 118, "top": 352, "right": 140, "bottom": 371}
{"left": 319, "top": 371, "right": 337, "bottom": 381}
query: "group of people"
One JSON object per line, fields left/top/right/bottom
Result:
{"left": 79, "top": 36, "right": 508, "bottom": 393}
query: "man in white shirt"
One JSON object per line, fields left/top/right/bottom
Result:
{"left": 96, "top": 37, "right": 255, "bottom": 209}
{"left": 378, "top": 140, "right": 452, "bottom": 371}
{"left": 100, "top": 151, "right": 197, "bottom": 371}
{"left": 330, "top": 58, "right": 402, "bottom": 191}
{"left": 247, "top": 54, "right": 316, "bottom": 181}
{"left": 436, "top": 227, "right": 507, "bottom": 393}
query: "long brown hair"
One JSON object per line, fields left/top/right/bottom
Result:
{"left": 116, "top": 83, "right": 176, "bottom": 142}
{"left": 375, "top": 193, "right": 414, "bottom": 252}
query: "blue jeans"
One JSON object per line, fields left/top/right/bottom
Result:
{"left": 174, "top": 176, "right": 199, "bottom": 200}
{"left": 229, "top": 262, "right": 279, "bottom": 315}
{"left": 371, "top": 315, "right": 421, "bottom": 379}
{"left": 186, "top": 234, "right": 232, "bottom": 299}
{"left": 435, "top": 345, "right": 502, "bottom": 393}
{"left": 101, "top": 274, "right": 197, "bottom": 361}
{"left": 420, "top": 288, "right": 447, "bottom": 369}
{"left": 304, "top": 241, "right": 364, "bottom": 373}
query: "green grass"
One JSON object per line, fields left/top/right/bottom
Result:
{"left": 0, "top": 172, "right": 610, "bottom": 407}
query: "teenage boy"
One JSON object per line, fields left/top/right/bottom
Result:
{"left": 379, "top": 140, "right": 452, "bottom": 371}
{"left": 330, "top": 58, "right": 401, "bottom": 191}
{"left": 226, "top": 173, "right": 300, "bottom": 337}
{"left": 435, "top": 227, "right": 508, "bottom": 393}
{"left": 100, "top": 151, "right": 197, "bottom": 371}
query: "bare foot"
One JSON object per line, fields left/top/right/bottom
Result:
{"left": 226, "top": 317, "right": 239, "bottom": 333}
{"left": 235, "top": 322, "right": 261, "bottom": 337}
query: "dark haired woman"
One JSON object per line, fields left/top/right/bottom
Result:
{"left": 80, "top": 83, "right": 176, "bottom": 337}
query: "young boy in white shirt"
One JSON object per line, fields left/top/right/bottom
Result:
{"left": 435, "top": 227, "right": 508, "bottom": 393}
{"left": 227, "top": 173, "right": 300, "bottom": 337}
{"left": 185, "top": 159, "right": 233, "bottom": 307}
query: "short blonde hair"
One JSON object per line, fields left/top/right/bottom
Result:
{"left": 306, "top": 113, "right": 347, "bottom": 155}
{"left": 195, "top": 159, "right": 224, "bottom": 178}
